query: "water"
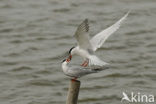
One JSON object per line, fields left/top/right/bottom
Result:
{"left": 0, "top": 0, "right": 156, "bottom": 104}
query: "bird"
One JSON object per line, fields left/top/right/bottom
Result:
{"left": 61, "top": 57, "right": 109, "bottom": 80}
{"left": 67, "top": 11, "right": 130, "bottom": 67}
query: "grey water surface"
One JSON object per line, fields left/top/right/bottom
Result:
{"left": 0, "top": 0, "right": 156, "bottom": 104}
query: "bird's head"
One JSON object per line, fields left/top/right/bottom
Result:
{"left": 62, "top": 57, "right": 71, "bottom": 64}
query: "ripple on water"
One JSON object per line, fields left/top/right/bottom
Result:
{"left": 11, "top": 66, "right": 32, "bottom": 72}
{"left": 0, "top": 0, "right": 156, "bottom": 104}
{"left": 27, "top": 79, "right": 55, "bottom": 87}
{"left": 53, "top": 8, "right": 71, "bottom": 13}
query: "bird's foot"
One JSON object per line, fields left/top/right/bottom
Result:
{"left": 81, "top": 62, "right": 85, "bottom": 66}
{"left": 83, "top": 61, "right": 88, "bottom": 67}
{"left": 81, "top": 61, "right": 88, "bottom": 67}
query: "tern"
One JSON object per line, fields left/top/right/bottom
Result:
{"left": 62, "top": 57, "right": 109, "bottom": 80}
{"left": 68, "top": 11, "right": 129, "bottom": 67}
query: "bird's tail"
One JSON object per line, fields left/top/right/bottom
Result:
{"left": 89, "top": 55, "right": 108, "bottom": 67}
{"left": 92, "top": 65, "right": 109, "bottom": 72}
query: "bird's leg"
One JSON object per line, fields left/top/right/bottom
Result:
{"left": 71, "top": 77, "right": 77, "bottom": 81}
{"left": 81, "top": 60, "right": 87, "bottom": 66}
{"left": 81, "top": 60, "right": 89, "bottom": 67}
{"left": 83, "top": 60, "right": 89, "bottom": 67}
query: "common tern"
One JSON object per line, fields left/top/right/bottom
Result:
{"left": 62, "top": 58, "right": 109, "bottom": 80}
{"left": 68, "top": 11, "right": 129, "bottom": 67}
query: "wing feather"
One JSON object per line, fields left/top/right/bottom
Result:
{"left": 91, "top": 11, "right": 130, "bottom": 51}
{"left": 74, "top": 19, "right": 92, "bottom": 49}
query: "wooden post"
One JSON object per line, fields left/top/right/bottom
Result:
{"left": 66, "top": 79, "right": 81, "bottom": 104}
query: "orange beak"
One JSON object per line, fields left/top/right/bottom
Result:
{"left": 66, "top": 55, "right": 72, "bottom": 62}
{"left": 66, "top": 58, "right": 70, "bottom": 62}
{"left": 69, "top": 55, "right": 72, "bottom": 60}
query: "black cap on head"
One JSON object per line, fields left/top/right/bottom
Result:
{"left": 68, "top": 47, "right": 75, "bottom": 54}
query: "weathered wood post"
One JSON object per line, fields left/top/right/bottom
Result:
{"left": 66, "top": 79, "right": 81, "bottom": 104}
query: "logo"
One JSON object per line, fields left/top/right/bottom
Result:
{"left": 121, "top": 92, "right": 155, "bottom": 103}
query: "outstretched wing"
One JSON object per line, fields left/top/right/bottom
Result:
{"left": 90, "top": 11, "right": 130, "bottom": 51}
{"left": 74, "top": 19, "right": 92, "bottom": 50}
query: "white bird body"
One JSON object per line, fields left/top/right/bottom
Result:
{"left": 72, "top": 46, "right": 90, "bottom": 59}
{"left": 72, "top": 46, "right": 107, "bottom": 66}
{"left": 69, "top": 11, "right": 130, "bottom": 67}
{"left": 62, "top": 59, "right": 108, "bottom": 78}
